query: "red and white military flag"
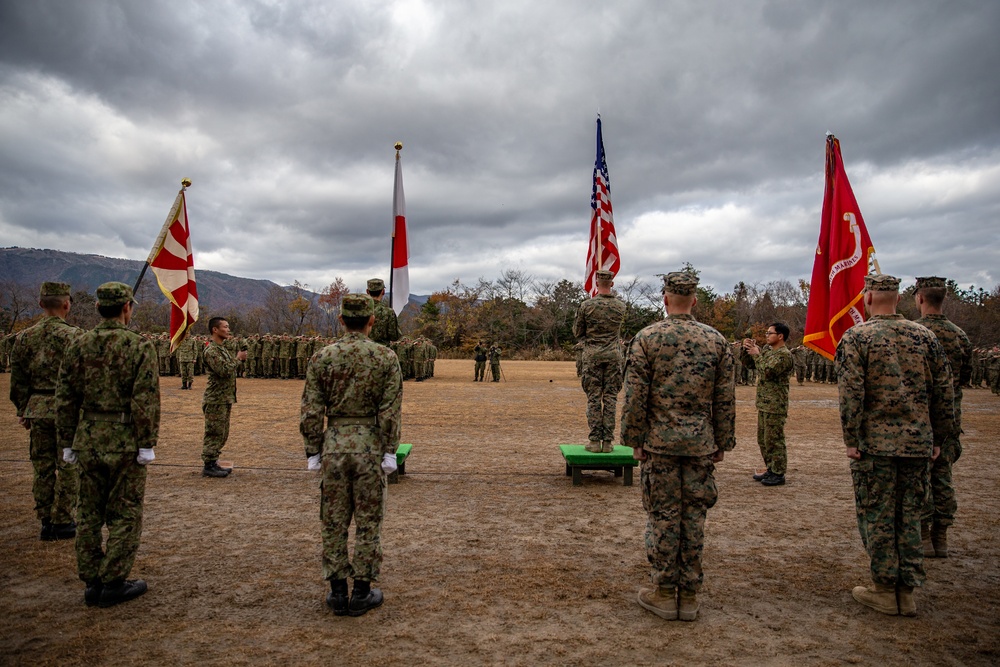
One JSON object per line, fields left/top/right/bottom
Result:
{"left": 390, "top": 146, "right": 409, "bottom": 315}
{"left": 148, "top": 186, "right": 199, "bottom": 353}
{"left": 804, "top": 134, "right": 878, "bottom": 360}
{"left": 585, "top": 116, "right": 621, "bottom": 295}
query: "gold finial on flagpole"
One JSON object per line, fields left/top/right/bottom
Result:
{"left": 394, "top": 142, "right": 403, "bottom": 151}
{"left": 181, "top": 178, "right": 192, "bottom": 188}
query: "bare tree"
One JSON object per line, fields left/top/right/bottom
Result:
{"left": 0, "top": 281, "right": 39, "bottom": 333}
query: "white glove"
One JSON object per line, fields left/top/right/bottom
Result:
{"left": 62, "top": 448, "right": 77, "bottom": 464}
{"left": 307, "top": 454, "right": 322, "bottom": 471}
{"left": 381, "top": 453, "right": 397, "bottom": 474}
{"left": 136, "top": 448, "right": 155, "bottom": 465}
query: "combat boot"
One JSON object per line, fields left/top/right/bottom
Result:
{"left": 326, "top": 578, "right": 349, "bottom": 616}
{"left": 39, "top": 521, "right": 54, "bottom": 541}
{"left": 601, "top": 441, "right": 615, "bottom": 453}
{"left": 931, "top": 525, "right": 949, "bottom": 558}
{"left": 921, "top": 521, "right": 935, "bottom": 557}
{"left": 851, "top": 582, "right": 898, "bottom": 615}
{"left": 678, "top": 590, "right": 699, "bottom": 621}
{"left": 51, "top": 521, "right": 77, "bottom": 540}
{"left": 84, "top": 581, "right": 103, "bottom": 607}
{"left": 348, "top": 580, "right": 383, "bottom": 617}
{"left": 897, "top": 585, "right": 917, "bottom": 617}
{"left": 98, "top": 579, "right": 147, "bottom": 608}
{"left": 637, "top": 586, "right": 677, "bottom": 620}
{"left": 585, "top": 440, "right": 602, "bottom": 453}
{"left": 202, "top": 461, "right": 231, "bottom": 478}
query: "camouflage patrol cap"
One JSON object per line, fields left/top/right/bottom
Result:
{"left": 40, "top": 281, "right": 71, "bottom": 297}
{"left": 341, "top": 293, "right": 375, "bottom": 318}
{"left": 95, "top": 281, "right": 137, "bottom": 307}
{"left": 914, "top": 276, "right": 946, "bottom": 290}
{"left": 661, "top": 271, "right": 699, "bottom": 296}
{"left": 864, "top": 274, "right": 900, "bottom": 292}
{"left": 595, "top": 270, "right": 614, "bottom": 282}
{"left": 367, "top": 278, "right": 385, "bottom": 292}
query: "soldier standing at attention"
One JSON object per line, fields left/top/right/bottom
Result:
{"left": 741, "top": 323, "right": 794, "bottom": 486}
{"left": 473, "top": 342, "right": 487, "bottom": 382}
{"left": 201, "top": 317, "right": 246, "bottom": 478}
{"left": 367, "top": 278, "right": 402, "bottom": 346}
{"left": 836, "top": 274, "right": 953, "bottom": 617}
{"left": 55, "top": 282, "right": 159, "bottom": 607}
{"left": 175, "top": 333, "right": 198, "bottom": 390}
{"left": 623, "top": 271, "right": 735, "bottom": 622}
{"left": 9, "top": 281, "right": 81, "bottom": 541}
{"left": 300, "top": 294, "right": 402, "bottom": 617}
{"left": 913, "top": 276, "right": 972, "bottom": 559}
{"left": 573, "top": 269, "right": 627, "bottom": 452}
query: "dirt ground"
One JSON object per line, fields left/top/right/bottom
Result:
{"left": 1, "top": 359, "right": 998, "bottom": 666}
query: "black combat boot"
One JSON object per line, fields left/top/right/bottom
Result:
{"left": 98, "top": 579, "right": 147, "bottom": 608}
{"left": 202, "top": 461, "right": 231, "bottom": 478}
{"left": 84, "top": 580, "right": 103, "bottom": 607}
{"left": 326, "top": 578, "right": 349, "bottom": 616}
{"left": 51, "top": 521, "right": 77, "bottom": 540}
{"left": 40, "top": 520, "right": 55, "bottom": 541}
{"left": 348, "top": 579, "right": 383, "bottom": 617}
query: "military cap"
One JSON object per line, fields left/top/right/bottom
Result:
{"left": 95, "top": 281, "right": 137, "bottom": 307}
{"left": 914, "top": 276, "right": 946, "bottom": 290}
{"left": 661, "top": 271, "right": 699, "bottom": 296}
{"left": 367, "top": 278, "right": 385, "bottom": 292}
{"left": 341, "top": 293, "right": 375, "bottom": 318}
{"left": 595, "top": 270, "right": 614, "bottom": 282}
{"left": 40, "top": 281, "right": 71, "bottom": 297}
{"left": 863, "top": 274, "right": 900, "bottom": 292}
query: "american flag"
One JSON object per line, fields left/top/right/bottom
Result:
{"left": 148, "top": 187, "right": 199, "bottom": 353}
{"left": 584, "top": 116, "right": 620, "bottom": 295}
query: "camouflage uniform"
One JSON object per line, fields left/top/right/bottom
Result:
{"left": 300, "top": 294, "right": 402, "bottom": 584}
{"left": 473, "top": 344, "right": 487, "bottom": 381}
{"left": 278, "top": 335, "right": 293, "bottom": 379}
{"left": 202, "top": 340, "right": 239, "bottom": 465}
{"left": 573, "top": 341, "right": 584, "bottom": 377}
{"left": 488, "top": 345, "right": 502, "bottom": 382}
{"left": 740, "top": 343, "right": 793, "bottom": 476}
{"left": 915, "top": 279, "right": 973, "bottom": 536}
{"left": 621, "top": 273, "right": 736, "bottom": 595}
{"left": 791, "top": 345, "right": 808, "bottom": 385}
{"left": 574, "top": 281, "right": 627, "bottom": 449}
{"left": 56, "top": 283, "right": 160, "bottom": 589}
{"left": 175, "top": 335, "right": 198, "bottom": 389}
{"left": 9, "top": 283, "right": 81, "bottom": 532}
{"left": 835, "top": 275, "right": 954, "bottom": 592}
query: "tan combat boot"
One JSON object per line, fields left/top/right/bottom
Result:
{"left": 897, "top": 585, "right": 917, "bottom": 617}
{"left": 585, "top": 440, "right": 602, "bottom": 453}
{"left": 931, "top": 524, "right": 949, "bottom": 558}
{"left": 637, "top": 586, "right": 677, "bottom": 620}
{"left": 678, "top": 590, "right": 699, "bottom": 621}
{"left": 601, "top": 440, "right": 615, "bottom": 453}
{"left": 852, "top": 582, "right": 898, "bottom": 615}
{"left": 921, "top": 521, "right": 935, "bottom": 558}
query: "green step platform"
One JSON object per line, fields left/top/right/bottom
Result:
{"left": 559, "top": 444, "right": 638, "bottom": 486}
{"left": 388, "top": 443, "right": 412, "bottom": 484}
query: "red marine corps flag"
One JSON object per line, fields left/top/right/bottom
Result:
{"left": 389, "top": 142, "right": 409, "bottom": 315}
{"left": 584, "top": 116, "right": 621, "bottom": 296}
{"left": 804, "top": 135, "right": 878, "bottom": 360}
{"left": 144, "top": 179, "right": 199, "bottom": 353}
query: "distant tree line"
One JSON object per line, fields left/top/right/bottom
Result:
{"left": 3, "top": 269, "right": 1000, "bottom": 357}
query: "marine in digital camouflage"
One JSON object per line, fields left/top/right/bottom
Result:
{"left": 300, "top": 301, "right": 402, "bottom": 583}
{"left": 574, "top": 277, "right": 627, "bottom": 448}
{"left": 55, "top": 283, "right": 159, "bottom": 587}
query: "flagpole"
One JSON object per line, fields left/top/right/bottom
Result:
{"left": 133, "top": 178, "right": 191, "bottom": 294}
{"left": 388, "top": 142, "right": 401, "bottom": 308}
{"left": 595, "top": 116, "right": 603, "bottom": 272}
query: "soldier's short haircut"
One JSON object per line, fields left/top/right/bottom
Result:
{"left": 97, "top": 303, "right": 125, "bottom": 318}
{"left": 208, "top": 317, "right": 227, "bottom": 334}
{"left": 39, "top": 294, "right": 70, "bottom": 310}
{"left": 772, "top": 322, "right": 790, "bottom": 341}
{"left": 342, "top": 315, "right": 371, "bottom": 331}
{"left": 919, "top": 287, "right": 946, "bottom": 308}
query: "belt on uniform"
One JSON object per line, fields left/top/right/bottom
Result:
{"left": 32, "top": 389, "right": 56, "bottom": 395}
{"left": 82, "top": 411, "right": 134, "bottom": 424}
{"left": 326, "top": 416, "right": 378, "bottom": 426}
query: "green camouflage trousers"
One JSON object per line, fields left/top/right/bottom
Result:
{"left": 29, "top": 418, "right": 78, "bottom": 524}
{"left": 180, "top": 361, "right": 194, "bottom": 385}
{"left": 76, "top": 449, "right": 147, "bottom": 585}
{"left": 756, "top": 411, "right": 787, "bottom": 475}
{"left": 320, "top": 451, "right": 386, "bottom": 581}
{"left": 922, "top": 453, "right": 959, "bottom": 527}
{"left": 641, "top": 453, "right": 719, "bottom": 592}
{"left": 581, "top": 359, "right": 622, "bottom": 443}
{"left": 851, "top": 453, "right": 927, "bottom": 588}
{"left": 474, "top": 361, "right": 486, "bottom": 380}
{"left": 490, "top": 362, "right": 501, "bottom": 382}
{"left": 202, "top": 403, "right": 232, "bottom": 463}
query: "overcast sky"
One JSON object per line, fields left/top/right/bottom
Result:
{"left": 1, "top": 0, "right": 998, "bottom": 299}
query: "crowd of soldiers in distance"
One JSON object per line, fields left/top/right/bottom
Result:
{"left": 0, "top": 332, "right": 439, "bottom": 383}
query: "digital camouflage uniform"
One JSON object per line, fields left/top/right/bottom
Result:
{"left": 370, "top": 301, "right": 401, "bottom": 347}
{"left": 621, "top": 273, "right": 736, "bottom": 595}
{"left": 915, "top": 285, "right": 973, "bottom": 537}
{"left": 836, "top": 287, "right": 954, "bottom": 591}
{"left": 740, "top": 343, "right": 793, "bottom": 476}
{"left": 791, "top": 345, "right": 808, "bottom": 385}
{"left": 202, "top": 340, "right": 239, "bottom": 464}
{"left": 9, "top": 287, "right": 81, "bottom": 530}
{"left": 574, "top": 284, "right": 627, "bottom": 448}
{"left": 300, "top": 296, "right": 402, "bottom": 583}
{"left": 175, "top": 335, "right": 198, "bottom": 388}
{"left": 56, "top": 283, "right": 160, "bottom": 588}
